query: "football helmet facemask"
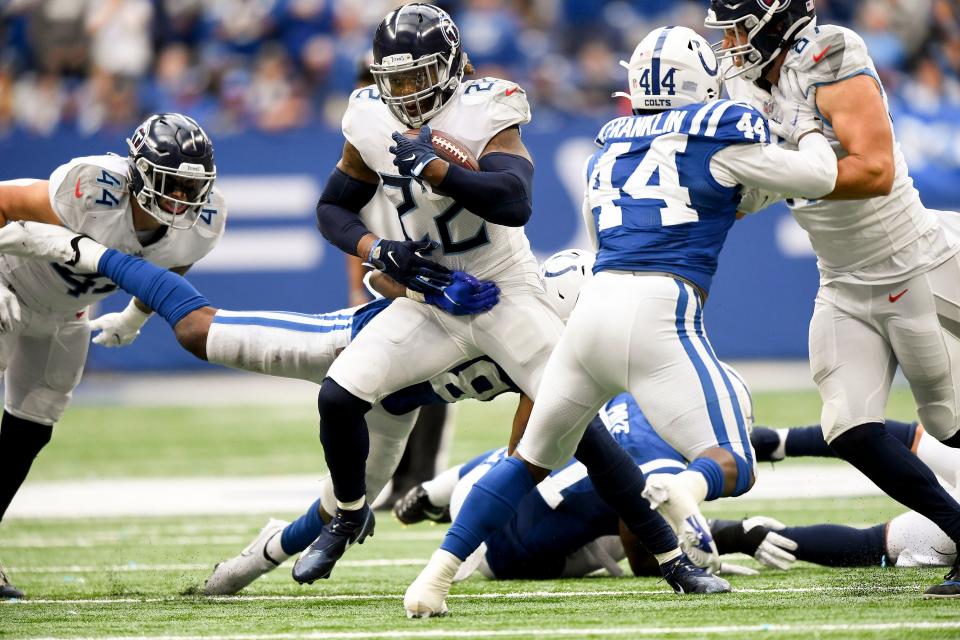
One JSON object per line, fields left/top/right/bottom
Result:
{"left": 127, "top": 113, "right": 216, "bottom": 230}
{"left": 370, "top": 3, "right": 465, "bottom": 128}
{"left": 614, "top": 26, "right": 722, "bottom": 112}
{"left": 541, "top": 249, "right": 596, "bottom": 322}
{"left": 705, "top": 0, "right": 816, "bottom": 82}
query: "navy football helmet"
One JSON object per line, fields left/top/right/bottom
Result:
{"left": 370, "top": 3, "right": 465, "bottom": 128}
{"left": 705, "top": 0, "right": 816, "bottom": 81}
{"left": 126, "top": 113, "right": 216, "bottom": 230}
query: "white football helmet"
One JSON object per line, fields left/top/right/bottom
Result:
{"left": 541, "top": 249, "right": 595, "bottom": 322}
{"left": 614, "top": 26, "right": 721, "bottom": 112}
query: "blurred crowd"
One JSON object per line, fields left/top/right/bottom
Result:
{"left": 0, "top": 0, "right": 958, "bottom": 138}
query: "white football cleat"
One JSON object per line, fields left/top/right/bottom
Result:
{"left": 203, "top": 518, "right": 290, "bottom": 595}
{"left": 0, "top": 221, "right": 106, "bottom": 272}
{"left": 404, "top": 549, "right": 460, "bottom": 618}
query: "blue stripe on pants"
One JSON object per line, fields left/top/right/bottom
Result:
{"left": 673, "top": 280, "right": 730, "bottom": 450}
{"left": 213, "top": 314, "right": 352, "bottom": 334}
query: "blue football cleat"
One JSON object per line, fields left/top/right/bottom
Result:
{"left": 923, "top": 556, "right": 960, "bottom": 599}
{"left": 292, "top": 505, "right": 375, "bottom": 583}
{"left": 661, "top": 554, "right": 731, "bottom": 594}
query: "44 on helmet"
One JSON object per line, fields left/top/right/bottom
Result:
{"left": 705, "top": 0, "right": 816, "bottom": 81}
{"left": 541, "top": 249, "right": 595, "bottom": 322}
{"left": 370, "top": 3, "right": 465, "bottom": 128}
{"left": 614, "top": 26, "right": 722, "bottom": 112}
{"left": 127, "top": 113, "right": 216, "bottom": 230}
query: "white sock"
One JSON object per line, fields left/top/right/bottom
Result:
{"left": 265, "top": 529, "right": 291, "bottom": 563}
{"left": 421, "top": 464, "right": 463, "bottom": 507}
{"left": 337, "top": 497, "right": 366, "bottom": 511}
{"left": 774, "top": 428, "right": 790, "bottom": 460}
{"left": 916, "top": 427, "right": 960, "bottom": 490}
{"left": 674, "top": 470, "right": 709, "bottom": 505}
{"left": 654, "top": 548, "right": 683, "bottom": 565}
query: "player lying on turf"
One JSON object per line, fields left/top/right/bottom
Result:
{"left": 0, "top": 113, "right": 223, "bottom": 600}
{"left": 391, "top": 420, "right": 957, "bottom": 579}
{"left": 404, "top": 24, "right": 839, "bottom": 616}
{"left": 0, "top": 223, "right": 727, "bottom": 595}
{"left": 707, "top": 0, "right": 960, "bottom": 598}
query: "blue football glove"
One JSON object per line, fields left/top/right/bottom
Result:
{"left": 366, "top": 238, "right": 452, "bottom": 287}
{"left": 389, "top": 125, "right": 440, "bottom": 178}
{"left": 423, "top": 271, "right": 499, "bottom": 316}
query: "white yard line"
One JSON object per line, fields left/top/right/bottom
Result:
{"left": 20, "top": 622, "right": 960, "bottom": 640}
{"left": 4, "top": 464, "right": 883, "bottom": 520}
{"left": 9, "top": 559, "right": 428, "bottom": 574}
{"left": 1, "top": 531, "right": 443, "bottom": 548}
{"left": 5, "top": 585, "right": 924, "bottom": 605}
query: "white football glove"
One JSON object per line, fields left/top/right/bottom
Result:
{"left": 89, "top": 299, "right": 152, "bottom": 347}
{"left": 0, "top": 285, "right": 21, "bottom": 333}
{"left": 770, "top": 67, "right": 823, "bottom": 146}
{"left": 743, "top": 515, "right": 798, "bottom": 570}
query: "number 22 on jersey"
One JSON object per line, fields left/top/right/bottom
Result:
{"left": 589, "top": 134, "right": 698, "bottom": 232}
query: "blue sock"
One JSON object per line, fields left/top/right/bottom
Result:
{"left": 574, "top": 418, "right": 677, "bottom": 555}
{"left": 784, "top": 425, "right": 835, "bottom": 457}
{"left": 317, "top": 379, "right": 371, "bottom": 504}
{"left": 687, "top": 457, "right": 725, "bottom": 501}
{"left": 459, "top": 448, "right": 505, "bottom": 479}
{"left": 781, "top": 523, "right": 885, "bottom": 567}
{"left": 440, "top": 456, "right": 534, "bottom": 561}
{"left": 280, "top": 498, "right": 325, "bottom": 555}
{"left": 884, "top": 420, "right": 920, "bottom": 448}
{"left": 97, "top": 249, "right": 209, "bottom": 326}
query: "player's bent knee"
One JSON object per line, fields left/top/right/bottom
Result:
{"left": 317, "top": 378, "right": 372, "bottom": 422}
{"left": 941, "top": 430, "right": 960, "bottom": 449}
{"left": 730, "top": 453, "right": 754, "bottom": 497}
{"left": 173, "top": 307, "right": 215, "bottom": 360}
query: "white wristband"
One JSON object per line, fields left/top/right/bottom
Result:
{"left": 123, "top": 298, "right": 154, "bottom": 325}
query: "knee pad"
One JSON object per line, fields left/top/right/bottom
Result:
{"left": 317, "top": 378, "right": 371, "bottom": 423}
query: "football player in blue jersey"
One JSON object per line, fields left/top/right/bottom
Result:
{"left": 404, "top": 25, "right": 840, "bottom": 616}
{"left": 0, "top": 222, "right": 725, "bottom": 596}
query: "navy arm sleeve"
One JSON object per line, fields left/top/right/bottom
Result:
{"left": 315, "top": 167, "right": 379, "bottom": 255}
{"left": 436, "top": 152, "right": 534, "bottom": 227}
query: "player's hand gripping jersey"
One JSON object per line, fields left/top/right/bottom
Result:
{"left": 585, "top": 98, "right": 836, "bottom": 293}
{"left": 2, "top": 155, "right": 225, "bottom": 314}
{"left": 730, "top": 23, "right": 958, "bottom": 285}
{"left": 342, "top": 79, "right": 540, "bottom": 290}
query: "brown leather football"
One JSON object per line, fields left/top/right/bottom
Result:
{"left": 404, "top": 128, "right": 480, "bottom": 171}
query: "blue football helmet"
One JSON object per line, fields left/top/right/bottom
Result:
{"left": 127, "top": 113, "right": 216, "bottom": 230}
{"left": 705, "top": 0, "right": 816, "bottom": 81}
{"left": 370, "top": 3, "right": 465, "bottom": 128}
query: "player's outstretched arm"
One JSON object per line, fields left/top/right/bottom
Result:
{"left": 0, "top": 180, "right": 63, "bottom": 228}
{"left": 816, "top": 75, "right": 895, "bottom": 199}
{"left": 391, "top": 125, "right": 535, "bottom": 227}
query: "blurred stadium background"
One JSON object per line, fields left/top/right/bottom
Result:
{"left": 3, "top": 3, "right": 960, "bottom": 636}
{"left": 1, "top": 0, "right": 958, "bottom": 371}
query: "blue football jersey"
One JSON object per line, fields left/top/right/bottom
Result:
{"left": 586, "top": 99, "right": 768, "bottom": 293}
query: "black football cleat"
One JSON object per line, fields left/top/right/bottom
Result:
{"left": 0, "top": 562, "right": 24, "bottom": 599}
{"left": 661, "top": 553, "right": 731, "bottom": 594}
{"left": 392, "top": 484, "right": 451, "bottom": 525}
{"left": 292, "top": 505, "right": 375, "bottom": 583}
{"left": 923, "top": 556, "right": 960, "bottom": 599}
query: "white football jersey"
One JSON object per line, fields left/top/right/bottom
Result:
{"left": 1, "top": 154, "right": 226, "bottom": 314}
{"left": 729, "top": 24, "right": 958, "bottom": 284}
{"left": 342, "top": 78, "right": 541, "bottom": 291}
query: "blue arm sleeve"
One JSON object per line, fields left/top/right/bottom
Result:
{"left": 436, "top": 152, "right": 534, "bottom": 227}
{"left": 315, "top": 167, "right": 378, "bottom": 255}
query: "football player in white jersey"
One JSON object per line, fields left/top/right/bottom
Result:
{"left": 404, "top": 25, "right": 839, "bottom": 616}
{"left": 307, "top": 3, "right": 712, "bottom": 590}
{"left": 706, "top": 0, "right": 960, "bottom": 598}
{"left": 0, "top": 112, "right": 224, "bottom": 599}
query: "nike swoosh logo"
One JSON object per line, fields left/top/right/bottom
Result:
{"left": 74, "top": 178, "right": 83, "bottom": 198}
{"left": 403, "top": 154, "right": 416, "bottom": 162}
{"left": 889, "top": 289, "right": 908, "bottom": 303}
{"left": 813, "top": 45, "right": 831, "bottom": 63}
{"left": 505, "top": 87, "right": 519, "bottom": 96}
{"left": 386, "top": 250, "right": 399, "bottom": 267}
